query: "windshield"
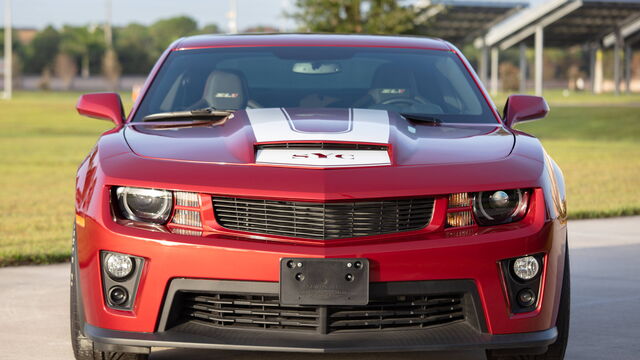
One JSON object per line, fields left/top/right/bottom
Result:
{"left": 132, "top": 46, "right": 497, "bottom": 123}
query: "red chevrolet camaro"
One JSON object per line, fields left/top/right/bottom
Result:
{"left": 70, "top": 34, "right": 569, "bottom": 360}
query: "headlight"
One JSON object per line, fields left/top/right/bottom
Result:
{"left": 472, "top": 189, "right": 529, "bottom": 225}
{"left": 115, "top": 186, "right": 173, "bottom": 224}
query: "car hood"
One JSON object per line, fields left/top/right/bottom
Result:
{"left": 124, "top": 108, "right": 513, "bottom": 167}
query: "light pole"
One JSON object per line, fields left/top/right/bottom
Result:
{"left": 104, "top": 0, "right": 112, "bottom": 48}
{"left": 227, "top": 0, "right": 238, "bottom": 34}
{"left": 3, "top": 0, "right": 12, "bottom": 100}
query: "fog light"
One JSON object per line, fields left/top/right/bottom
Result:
{"left": 513, "top": 256, "right": 540, "bottom": 280}
{"left": 108, "top": 286, "right": 128, "bottom": 306}
{"left": 517, "top": 288, "right": 536, "bottom": 307}
{"left": 105, "top": 253, "right": 134, "bottom": 280}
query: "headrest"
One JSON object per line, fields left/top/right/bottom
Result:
{"left": 202, "top": 70, "right": 247, "bottom": 110}
{"left": 369, "top": 63, "right": 418, "bottom": 102}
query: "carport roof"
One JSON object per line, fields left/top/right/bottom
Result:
{"left": 603, "top": 14, "right": 640, "bottom": 46}
{"left": 413, "top": 0, "right": 528, "bottom": 45}
{"left": 480, "top": 0, "right": 640, "bottom": 49}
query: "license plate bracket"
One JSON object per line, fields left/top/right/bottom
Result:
{"left": 280, "top": 258, "right": 369, "bottom": 306}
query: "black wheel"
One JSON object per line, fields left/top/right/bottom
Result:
{"left": 70, "top": 224, "right": 149, "bottom": 360}
{"left": 486, "top": 242, "right": 570, "bottom": 360}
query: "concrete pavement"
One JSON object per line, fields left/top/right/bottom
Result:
{"left": 1, "top": 216, "right": 639, "bottom": 360}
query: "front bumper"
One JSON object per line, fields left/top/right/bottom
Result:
{"left": 76, "top": 188, "right": 567, "bottom": 352}
{"left": 85, "top": 278, "right": 556, "bottom": 353}
{"left": 86, "top": 323, "right": 557, "bottom": 354}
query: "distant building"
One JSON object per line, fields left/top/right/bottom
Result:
{"left": 16, "top": 28, "right": 38, "bottom": 45}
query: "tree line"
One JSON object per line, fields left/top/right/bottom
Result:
{"left": 1, "top": 16, "right": 220, "bottom": 88}
{"left": 0, "top": 0, "right": 418, "bottom": 80}
{"left": 2, "top": 0, "right": 633, "bottom": 91}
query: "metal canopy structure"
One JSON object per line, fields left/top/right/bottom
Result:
{"left": 603, "top": 14, "right": 640, "bottom": 46}
{"left": 486, "top": 0, "right": 640, "bottom": 49}
{"left": 414, "top": 0, "right": 527, "bottom": 46}
{"left": 476, "top": 0, "right": 640, "bottom": 95}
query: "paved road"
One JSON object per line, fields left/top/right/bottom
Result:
{"left": 1, "top": 217, "right": 639, "bottom": 360}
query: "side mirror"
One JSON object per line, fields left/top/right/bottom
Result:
{"left": 76, "top": 93, "right": 125, "bottom": 126}
{"left": 503, "top": 95, "right": 549, "bottom": 128}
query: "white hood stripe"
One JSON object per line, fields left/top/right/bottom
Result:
{"left": 246, "top": 108, "right": 390, "bottom": 144}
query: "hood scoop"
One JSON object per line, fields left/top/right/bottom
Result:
{"left": 255, "top": 142, "right": 391, "bottom": 167}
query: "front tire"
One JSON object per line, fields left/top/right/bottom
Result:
{"left": 70, "top": 224, "right": 149, "bottom": 360}
{"left": 487, "top": 243, "right": 571, "bottom": 360}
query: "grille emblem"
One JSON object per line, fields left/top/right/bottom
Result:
{"left": 291, "top": 152, "right": 355, "bottom": 160}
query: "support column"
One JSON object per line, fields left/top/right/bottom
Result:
{"left": 534, "top": 25, "right": 544, "bottom": 96}
{"left": 2, "top": 0, "right": 12, "bottom": 100}
{"left": 480, "top": 44, "right": 489, "bottom": 87}
{"left": 519, "top": 43, "right": 527, "bottom": 93}
{"left": 594, "top": 47, "right": 604, "bottom": 94}
{"left": 490, "top": 47, "right": 499, "bottom": 96}
{"left": 625, "top": 45, "right": 632, "bottom": 93}
{"left": 614, "top": 28, "right": 622, "bottom": 95}
{"left": 589, "top": 44, "right": 597, "bottom": 93}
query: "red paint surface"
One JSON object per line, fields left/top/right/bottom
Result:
{"left": 173, "top": 34, "right": 451, "bottom": 52}
{"left": 504, "top": 95, "right": 550, "bottom": 127}
{"left": 76, "top": 93, "right": 125, "bottom": 126}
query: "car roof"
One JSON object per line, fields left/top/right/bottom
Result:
{"left": 173, "top": 33, "right": 452, "bottom": 51}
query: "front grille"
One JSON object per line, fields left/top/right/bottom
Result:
{"left": 212, "top": 197, "right": 434, "bottom": 240}
{"left": 178, "top": 292, "right": 464, "bottom": 334}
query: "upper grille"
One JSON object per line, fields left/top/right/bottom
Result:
{"left": 178, "top": 292, "right": 464, "bottom": 334}
{"left": 212, "top": 197, "right": 434, "bottom": 240}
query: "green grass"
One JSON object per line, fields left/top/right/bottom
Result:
{"left": 494, "top": 90, "right": 640, "bottom": 218}
{"left": 0, "top": 92, "right": 128, "bottom": 266}
{"left": 492, "top": 89, "right": 640, "bottom": 108}
{"left": 0, "top": 91, "right": 638, "bottom": 266}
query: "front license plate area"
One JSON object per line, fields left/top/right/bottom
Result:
{"left": 280, "top": 258, "right": 369, "bottom": 306}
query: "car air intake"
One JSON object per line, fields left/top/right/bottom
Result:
{"left": 177, "top": 292, "right": 464, "bottom": 334}
{"left": 212, "top": 197, "right": 434, "bottom": 240}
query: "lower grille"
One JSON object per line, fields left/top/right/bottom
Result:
{"left": 329, "top": 295, "right": 465, "bottom": 332}
{"left": 212, "top": 197, "right": 435, "bottom": 240}
{"left": 182, "top": 293, "right": 320, "bottom": 332}
{"left": 177, "top": 292, "right": 465, "bottom": 334}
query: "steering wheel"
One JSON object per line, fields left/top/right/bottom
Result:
{"left": 381, "top": 97, "right": 426, "bottom": 106}
{"left": 379, "top": 97, "right": 426, "bottom": 107}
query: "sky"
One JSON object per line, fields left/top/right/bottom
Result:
{"left": 1, "top": 0, "right": 297, "bottom": 32}
{"left": 1, "top": 0, "right": 543, "bottom": 33}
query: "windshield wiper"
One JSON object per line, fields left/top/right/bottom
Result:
{"left": 142, "top": 107, "right": 234, "bottom": 122}
{"left": 400, "top": 113, "right": 442, "bottom": 125}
